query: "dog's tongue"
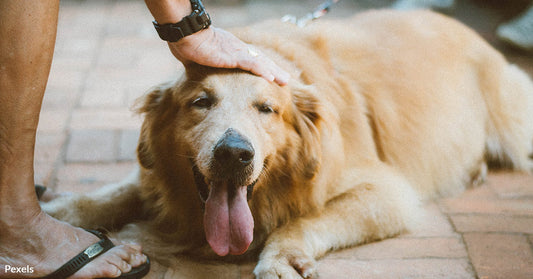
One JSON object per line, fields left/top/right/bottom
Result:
{"left": 204, "top": 181, "right": 254, "bottom": 256}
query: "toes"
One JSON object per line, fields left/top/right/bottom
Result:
{"left": 95, "top": 248, "right": 134, "bottom": 277}
{"left": 110, "top": 244, "right": 147, "bottom": 268}
{"left": 290, "top": 256, "right": 318, "bottom": 278}
{"left": 73, "top": 244, "right": 146, "bottom": 279}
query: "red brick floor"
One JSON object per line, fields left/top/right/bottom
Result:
{"left": 34, "top": 1, "right": 533, "bottom": 278}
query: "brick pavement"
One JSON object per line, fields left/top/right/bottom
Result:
{"left": 35, "top": 0, "right": 533, "bottom": 278}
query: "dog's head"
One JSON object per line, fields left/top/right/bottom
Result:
{"left": 137, "top": 66, "right": 322, "bottom": 256}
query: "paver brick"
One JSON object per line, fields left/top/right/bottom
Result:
{"left": 450, "top": 214, "right": 533, "bottom": 234}
{"left": 118, "top": 130, "right": 140, "bottom": 161}
{"left": 65, "top": 129, "right": 116, "bottom": 162}
{"left": 56, "top": 162, "right": 136, "bottom": 187}
{"left": 325, "top": 237, "right": 468, "bottom": 260}
{"left": 80, "top": 88, "right": 126, "bottom": 108}
{"left": 37, "top": 110, "right": 70, "bottom": 133}
{"left": 69, "top": 108, "right": 143, "bottom": 130}
{"left": 488, "top": 172, "right": 533, "bottom": 199}
{"left": 441, "top": 198, "right": 533, "bottom": 216}
{"left": 317, "top": 259, "right": 475, "bottom": 279}
{"left": 463, "top": 233, "right": 533, "bottom": 279}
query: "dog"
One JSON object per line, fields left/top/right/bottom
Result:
{"left": 42, "top": 10, "right": 533, "bottom": 278}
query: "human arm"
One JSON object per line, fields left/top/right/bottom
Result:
{"left": 144, "top": 0, "right": 290, "bottom": 85}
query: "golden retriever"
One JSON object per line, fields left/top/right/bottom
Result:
{"left": 43, "top": 10, "right": 533, "bottom": 278}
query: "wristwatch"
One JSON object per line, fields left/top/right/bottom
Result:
{"left": 152, "top": 0, "right": 211, "bottom": 42}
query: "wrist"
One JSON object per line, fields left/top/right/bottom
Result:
{"left": 151, "top": 0, "right": 211, "bottom": 43}
{"left": 145, "top": 0, "right": 192, "bottom": 24}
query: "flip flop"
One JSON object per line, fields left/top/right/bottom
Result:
{"left": 40, "top": 229, "right": 150, "bottom": 279}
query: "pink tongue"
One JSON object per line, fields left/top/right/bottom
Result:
{"left": 204, "top": 182, "right": 254, "bottom": 256}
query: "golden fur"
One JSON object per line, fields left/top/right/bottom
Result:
{"left": 43, "top": 10, "right": 533, "bottom": 278}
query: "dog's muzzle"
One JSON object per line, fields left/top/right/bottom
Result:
{"left": 212, "top": 128, "right": 255, "bottom": 181}
{"left": 193, "top": 128, "right": 257, "bottom": 203}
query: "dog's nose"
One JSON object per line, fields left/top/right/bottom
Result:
{"left": 213, "top": 129, "right": 255, "bottom": 174}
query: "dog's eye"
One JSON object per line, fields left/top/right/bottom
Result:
{"left": 256, "top": 104, "right": 276, "bottom": 114}
{"left": 191, "top": 96, "right": 212, "bottom": 109}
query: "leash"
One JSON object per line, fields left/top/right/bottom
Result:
{"left": 282, "top": 0, "right": 340, "bottom": 27}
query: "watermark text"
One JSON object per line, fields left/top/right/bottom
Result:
{"left": 4, "top": 265, "right": 34, "bottom": 274}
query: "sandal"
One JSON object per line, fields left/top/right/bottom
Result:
{"left": 39, "top": 229, "right": 150, "bottom": 279}
{"left": 35, "top": 184, "right": 47, "bottom": 200}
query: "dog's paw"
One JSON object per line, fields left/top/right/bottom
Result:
{"left": 253, "top": 250, "right": 318, "bottom": 279}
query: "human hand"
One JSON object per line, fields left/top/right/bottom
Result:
{"left": 167, "top": 26, "right": 290, "bottom": 86}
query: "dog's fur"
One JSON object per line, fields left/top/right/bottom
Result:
{"left": 43, "top": 10, "right": 533, "bottom": 278}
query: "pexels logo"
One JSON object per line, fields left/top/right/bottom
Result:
{"left": 4, "top": 265, "right": 35, "bottom": 274}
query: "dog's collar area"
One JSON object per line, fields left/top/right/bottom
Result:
{"left": 191, "top": 164, "right": 256, "bottom": 204}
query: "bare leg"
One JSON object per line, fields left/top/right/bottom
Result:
{"left": 0, "top": 1, "right": 146, "bottom": 278}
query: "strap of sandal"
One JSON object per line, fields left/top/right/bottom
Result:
{"left": 35, "top": 185, "right": 47, "bottom": 200}
{"left": 41, "top": 229, "right": 114, "bottom": 279}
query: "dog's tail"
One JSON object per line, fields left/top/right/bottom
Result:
{"left": 481, "top": 54, "right": 533, "bottom": 172}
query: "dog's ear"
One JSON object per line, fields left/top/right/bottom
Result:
{"left": 290, "top": 83, "right": 323, "bottom": 180}
{"left": 135, "top": 86, "right": 173, "bottom": 169}
{"left": 137, "top": 121, "right": 155, "bottom": 169}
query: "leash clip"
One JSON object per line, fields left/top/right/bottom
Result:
{"left": 282, "top": 0, "right": 339, "bottom": 27}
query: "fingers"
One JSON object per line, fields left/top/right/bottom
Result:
{"left": 237, "top": 45, "right": 290, "bottom": 86}
{"left": 169, "top": 26, "right": 290, "bottom": 86}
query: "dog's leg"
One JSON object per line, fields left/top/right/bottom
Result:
{"left": 482, "top": 61, "right": 533, "bottom": 172}
{"left": 254, "top": 167, "right": 422, "bottom": 279}
{"left": 41, "top": 167, "right": 144, "bottom": 230}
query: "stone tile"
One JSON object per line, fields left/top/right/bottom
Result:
{"left": 317, "top": 259, "right": 474, "bottom": 279}
{"left": 325, "top": 237, "right": 467, "bottom": 260}
{"left": 55, "top": 162, "right": 136, "bottom": 192}
{"left": 463, "top": 233, "right": 533, "bottom": 279}
{"left": 487, "top": 172, "right": 533, "bottom": 199}
{"left": 34, "top": 162, "right": 55, "bottom": 187}
{"left": 47, "top": 69, "right": 85, "bottom": 90}
{"left": 54, "top": 38, "right": 99, "bottom": 58}
{"left": 35, "top": 132, "right": 67, "bottom": 164}
{"left": 161, "top": 256, "right": 240, "bottom": 279}
{"left": 119, "top": 130, "right": 140, "bottom": 161}
{"left": 50, "top": 55, "right": 93, "bottom": 72}
{"left": 69, "top": 108, "right": 143, "bottom": 130}
{"left": 80, "top": 88, "right": 126, "bottom": 108}
{"left": 42, "top": 87, "right": 79, "bottom": 110}
{"left": 37, "top": 110, "right": 70, "bottom": 133}
{"left": 96, "top": 38, "right": 144, "bottom": 69}
{"left": 239, "top": 262, "right": 256, "bottom": 279}
{"left": 448, "top": 183, "right": 498, "bottom": 200}
{"left": 84, "top": 68, "right": 171, "bottom": 95}
{"left": 440, "top": 198, "right": 533, "bottom": 216}
{"left": 65, "top": 129, "right": 116, "bottom": 163}
{"left": 450, "top": 214, "right": 533, "bottom": 234}
{"left": 55, "top": 181, "right": 109, "bottom": 195}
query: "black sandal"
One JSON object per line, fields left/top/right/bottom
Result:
{"left": 40, "top": 229, "right": 150, "bottom": 279}
{"left": 35, "top": 184, "right": 47, "bottom": 200}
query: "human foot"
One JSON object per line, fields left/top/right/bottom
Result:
{"left": 0, "top": 212, "right": 148, "bottom": 278}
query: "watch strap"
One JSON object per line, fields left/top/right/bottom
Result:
{"left": 153, "top": 0, "right": 211, "bottom": 42}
